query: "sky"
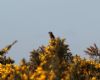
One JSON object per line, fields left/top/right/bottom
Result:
{"left": 0, "top": 0, "right": 100, "bottom": 64}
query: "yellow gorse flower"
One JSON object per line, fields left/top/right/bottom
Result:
{"left": 0, "top": 33, "right": 99, "bottom": 80}
{"left": 2, "top": 47, "right": 8, "bottom": 52}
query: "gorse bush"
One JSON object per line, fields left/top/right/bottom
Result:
{"left": 0, "top": 40, "right": 17, "bottom": 64}
{"left": 0, "top": 32, "right": 99, "bottom": 80}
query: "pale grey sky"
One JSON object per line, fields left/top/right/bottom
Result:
{"left": 0, "top": 0, "right": 100, "bottom": 63}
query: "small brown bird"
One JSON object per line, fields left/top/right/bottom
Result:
{"left": 48, "top": 32, "right": 55, "bottom": 39}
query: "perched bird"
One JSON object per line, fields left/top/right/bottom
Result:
{"left": 48, "top": 32, "right": 55, "bottom": 39}
{"left": 0, "top": 40, "right": 18, "bottom": 56}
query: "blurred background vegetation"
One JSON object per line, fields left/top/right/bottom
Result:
{"left": 0, "top": 32, "right": 99, "bottom": 80}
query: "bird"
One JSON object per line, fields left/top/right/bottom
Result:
{"left": 48, "top": 32, "right": 55, "bottom": 39}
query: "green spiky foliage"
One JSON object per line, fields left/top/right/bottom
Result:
{"left": 29, "top": 48, "right": 42, "bottom": 72}
{"left": 29, "top": 32, "right": 73, "bottom": 79}
{"left": 85, "top": 43, "right": 100, "bottom": 62}
{"left": 0, "top": 56, "right": 14, "bottom": 64}
{"left": 0, "top": 40, "right": 17, "bottom": 64}
{"left": 20, "top": 58, "right": 28, "bottom": 66}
